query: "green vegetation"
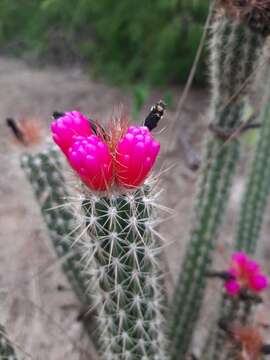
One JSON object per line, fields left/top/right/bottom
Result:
{"left": 0, "top": 0, "right": 208, "bottom": 84}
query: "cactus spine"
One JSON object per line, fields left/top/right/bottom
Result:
{"left": 20, "top": 142, "right": 98, "bottom": 346}
{"left": 169, "top": 10, "right": 265, "bottom": 359}
{"left": 80, "top": 182, "right": 167, "bottom": 359}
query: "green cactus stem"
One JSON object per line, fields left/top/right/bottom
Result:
{"left": 207, "top": 62, "right": 270, "bottom": 360}
{"left": 235, "top": 92, "right": 270, "bottom": 253}
{"left": 169, "top": 8, "right": 265, "bottom": 359}
{"left": 20, "top": 142, "right": 98, "bottom": 347}
{"left": 80, "top": 183, "right": 167, "bottom": 359}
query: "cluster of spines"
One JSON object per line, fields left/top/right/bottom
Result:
{"left": 80, "top": 184, "right": 167, "bottom": 359}
{"left": 169, "top": 10, "right": 266, "bottom": 360}
{"left": 20, "top": 142, "right": 98, "bottom": 345}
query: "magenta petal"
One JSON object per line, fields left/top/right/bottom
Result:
{"left": 51, "top": 111, "right": 94, "bottom": 153}
{"left": 224, "top": 280, "right": 241, "bottom": 296}
{"left": 232, "top": 252, "right": 248, "bottom": 266}
{"left": 115, "top": 125, "right": 160, "bottom": 188}
{"left": 249, "top": 274, "right": 268, "bottom": 292}
{"left": 245, "top": 259, "right": 260, "bottom": 273}
{"left": 67, "top": 135, "right": 113, "bottom": 191}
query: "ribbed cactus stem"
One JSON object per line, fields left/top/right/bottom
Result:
{"left": 0, "top": 324, "right": 17, "bottom": 359}
{"left": 235, "top": 86, "right": 270, "bottom": 253}
{"left": 20, "top": 142, "right": 98, "bottom": 346}
{"left": 80, "top": 184, "right": 167, "bottom": 359}
{"left": 208, "top": 65, "right": 270, "bottom": 360}
{"left": 169, "top": 12, "right": 265, "bottom": 359}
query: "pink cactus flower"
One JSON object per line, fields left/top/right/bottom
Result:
{"left": 51, "top": 111, "right": 93, "bottom": 154}
{"left": 67, "top": 135, "right": 113, "bottom": 191}
{"left": 115, "top": 125, "right": 160, "bottom": 188}
{"left": 224, "top": 252, "right": 268, "bottom": 296}
{"left": 51, "top": 110, "right": 161, "bottom": 191}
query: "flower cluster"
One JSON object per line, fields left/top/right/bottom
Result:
{"left": 224, "top": 252, "right": 268, "bottom": 296}
{"left": 51, "top": 111, "right": 160, "bottom": 191}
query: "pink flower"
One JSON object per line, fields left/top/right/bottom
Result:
{"left": 115, "top": 126, "right": 160, "bottom": 188}
{"left": 67, "top": 135, "right": 113, "bottom": 191}
{"left": 51, "top": 111, "right": 93, "bottom": 154}
{"left": 224, "top": 252, "right": 268, "bottom": 296}
{"left": 51, "top": 111, "right": 161, "bottom": 191}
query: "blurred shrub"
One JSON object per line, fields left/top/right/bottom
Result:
{"left": 0, "top": 0, "right": 209, "bottom": 84}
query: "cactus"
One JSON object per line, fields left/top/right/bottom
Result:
{"left": 169, "top": 4, "right": 267, "bottom": 358}
{"left": 235, "top": 87, "right": 270, "bottom": 254}
{"left": 0, "top": 324, "right": 17, "bottom": 359}
{"left": 20, "top": 142, "right": 99, "bottom": 345}
{"left": 81, "top": 184, "right": 167, "bottom": 359}
{"left": 207, "top": 59, "right": 270, "bottom": 360}
{"left": 50, "top": 107, "right": 167, "bottom": 359}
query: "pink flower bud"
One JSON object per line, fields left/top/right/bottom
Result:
{"left": 249, "top": 274, "right": 268, "bottom": 293}
{"left": 224, "top": 252, "right": 268, "bottom": 296}
{"left": 115, "top": 126, "right": 160, "bottom": 188}
{"left": 225, "top": 279, "right": 241, "bottom": 296}
{"left": 51, "top": 111, "right": 93, "bottom": 154}
{"left": 67, "top": 135, "right": 113, "bottom": 191}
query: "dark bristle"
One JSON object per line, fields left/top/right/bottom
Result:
{"left": 205, "top": 271, "right": 236, "bottom": 280}
{"left": 6, "top": 117, "right": 25, "bottom": 143}
{"left": 144, "top": 100, "right": 166, "bottom": 131}
{"left": 261, "top": 344, "right": 270, "bottom": 354}
{"left": 52, "top": 111, "right": 65, "bottom": 119}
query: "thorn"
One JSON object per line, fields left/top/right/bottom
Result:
{"left": 205, "top": 270, "right": 236, "bottom": 281}
{"left": 144, "top": 100, "right": 166, "bottom": 131}
{"left": 6, "top": 117, "right": 25, "bottom": 144}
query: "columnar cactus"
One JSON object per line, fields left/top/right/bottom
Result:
{"left": 0, "top": 324, "right": 17, "bottom": 359}
{"left": 207, "top": 56, "right": 270, "bottom": 360}
{"left": 51, "top": 105, "right": 167, "bottom": 359}
{"left": 20, "top": 141, "right": 98, "bottom": 344}
{"left": 235, "top": 84, "right": 270, "bottom": 253}
{"left": 169, "top": 2, "right": 267, "bottom": 358}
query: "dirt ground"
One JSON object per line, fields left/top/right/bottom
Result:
{"left": 0, "top": 56, "right": 270, "bottom": 359}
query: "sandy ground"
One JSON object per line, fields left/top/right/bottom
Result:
{"left": 0, "top": 56, "right": 270, "bottom": 359}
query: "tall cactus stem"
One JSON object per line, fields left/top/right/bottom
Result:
{"left": 79, "top": 182, "right": 167, "bottom": 359}
{"left": 208, "top": 60, "right": 270, "bottom": 360}
{"left": 169, "top": 10, "right": 265, "bottom": 359}
{"left": 20, "top": 142, "right": 98, "bottom": 347}
{"left": 235, "top": 82, "right": 270, "bottom": 253}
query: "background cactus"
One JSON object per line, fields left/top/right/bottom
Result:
{"left": 169, "top": 6, "right": 267, "bottom": 359}
{"left": 20, "top": 141, "right": 99, "bottom": 347}
{"left": 206, "top": 58, "right": 270, "bottom": 360}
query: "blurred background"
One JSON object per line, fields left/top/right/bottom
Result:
{"left": 2, "top": 1, "right": 269, "bottom": 360}
{"left": 0, "top": 0, "right": 209, "bottom": 85}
